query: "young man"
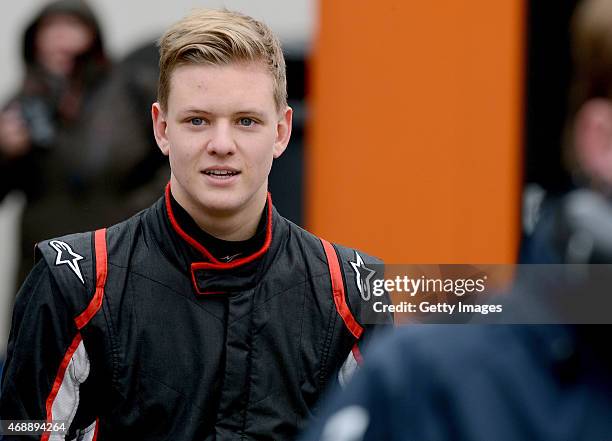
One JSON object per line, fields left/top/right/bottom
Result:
{"left": 0, "top": 9, "right": 390, "bottom": 440}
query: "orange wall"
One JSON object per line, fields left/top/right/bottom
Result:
{"left": 307, "top": 1, "right": 525, "bottom": 263}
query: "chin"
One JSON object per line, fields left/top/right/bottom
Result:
{"left": 195, "top": 194, "right": 244, "bottom": 215}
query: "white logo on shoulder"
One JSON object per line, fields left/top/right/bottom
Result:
{"left": 50, "top": 240, "right": 85, "bottom": 284}
{"left": 349, "top": 251, "right": 376, "bottom": 301}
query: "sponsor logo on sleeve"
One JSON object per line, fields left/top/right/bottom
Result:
{"left": 50, "top": 240, "right": 85, "bottom": 284}
{"left": 349, "top": 252, "right": 376, "bottom": 301}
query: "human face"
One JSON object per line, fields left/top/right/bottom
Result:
{"left": 152, "top": 61, "right": 292, "bottom": 224}
{"left": 35, "top": 14, "right": 94, "bottom": 77}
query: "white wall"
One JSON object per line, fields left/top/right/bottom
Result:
{"left": 0, "top": 0, "right": 315, "bottom": 101}
{"left": 0, "top": 0, "right": 315, "bottom": 355}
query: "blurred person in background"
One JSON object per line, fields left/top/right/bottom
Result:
{"left": 521, "top": 0, "right": 612, "bottom": 265}
{"left": 76, "top": 40, "right": 169, "bottom": 227}
{"left": 0, "top": 0, "right": 111, "bottom": 287}
{"left": 300, "top": 0, "right": 612, "bottom": 439}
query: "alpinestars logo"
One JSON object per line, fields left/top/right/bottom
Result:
{"left": 50, "top": 240, "right": 85, "bottom": 284}
{"left": 349, "top": 252, "right": 376, "bottom": 301}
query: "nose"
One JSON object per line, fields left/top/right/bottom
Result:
{"left": 206, "top": 121, "right": 236, "bottom": 156}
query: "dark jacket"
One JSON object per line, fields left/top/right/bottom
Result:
{"left": 0, "top": 187, "right": 390, "bottom": 440}
{"left": 299, "top": 324, "right": 612, "bottom": 441}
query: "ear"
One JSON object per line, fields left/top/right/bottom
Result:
{"left": 152, "top": 102, "right": 170, "bottom": 156}
{"left": 273, "top": 106, "right": 293, "bottom": 159}
{"left": 574, "top": 98, "right": 612, "bottom": 187}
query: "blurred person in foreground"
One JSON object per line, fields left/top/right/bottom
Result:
{"left": 298, "top": 324, "right": 612, "bottom": 441}
{"left": 0, "top": 8, "right": 390, "bottom": 440}
{"left": 300, "top": 0, "right": 612, "bottom": 439}
{"left": 0, "top": 0, "right": 110, "bottom": 287}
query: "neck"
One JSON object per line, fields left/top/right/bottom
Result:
{"left": 195, "top": 204, "right": 265, "bottom": 241}
{"left": 171, "top": 185, "right": 267, "bottom": 242}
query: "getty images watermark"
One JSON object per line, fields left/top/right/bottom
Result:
{"left": 351, "top": 260, "right": 612, "bottom": 325}
{"left": 350, "top": 260, "right": 500, "bottom": 318}
{"left": 368, "top": 273, "right": 499, "bottom": 315}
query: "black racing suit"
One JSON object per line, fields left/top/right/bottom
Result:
{"left": 0, "top": 186, "right": 390, "bottom": 440}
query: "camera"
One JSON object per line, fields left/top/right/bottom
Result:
{"left": 19, "top": 96, "right": 55, "bottom": 148}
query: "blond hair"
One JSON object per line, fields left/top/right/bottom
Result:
{"left": 157, "top": 8, "right": 287, "bottom": 112}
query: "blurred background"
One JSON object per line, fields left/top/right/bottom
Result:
{"left": 0, "top": 0, "right": 592, "bottom": 356}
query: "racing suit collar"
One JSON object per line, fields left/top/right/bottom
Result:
{"left": 161, "top": 183, "right": 275, "bottom": 295}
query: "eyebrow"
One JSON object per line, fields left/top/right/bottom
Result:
{"left": 178, "top": 108, "right": 267, "bottom": 119}
{"left": 234, "top": 110, "right": 267, "bottom": 119}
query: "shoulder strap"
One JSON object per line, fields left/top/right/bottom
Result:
{"left": 36, "top": 228, "right": 108, "bottom": 329}
{"left": 326, "top": 240, "right": 394, "bottom": 327}
{"left": 75, "top": 229, "right": 108, "bottom": 329}
{"left": 320, "top": 238, "right": 364, "bottom": 339}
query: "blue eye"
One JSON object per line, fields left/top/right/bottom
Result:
{"left": 239, "top": 117, "right": 255, "bottom": 127}
{"left": 191, "top": 118, "right": 204, "bottom": 126}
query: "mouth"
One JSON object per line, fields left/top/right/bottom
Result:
{"left": 202, "top": 168, "right": 241, "bottom": 180}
